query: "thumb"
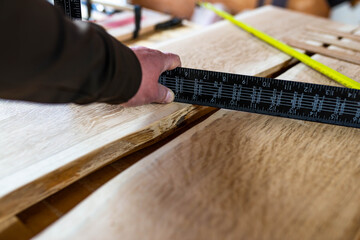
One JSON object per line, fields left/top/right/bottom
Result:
{"left": 154, "top": 84, "right": 175, "bottom": 104}
{"left": 162, "top": 53, "right": 181, "bottom": 72}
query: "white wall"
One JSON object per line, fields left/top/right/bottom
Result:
{"left": 330, "top": 2, "right": 360, "bottom": 25}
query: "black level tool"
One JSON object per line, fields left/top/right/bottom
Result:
{"left": 54, "top": 0, "right": 82, "bottom": 20}
{"left": 159, "top": 67, "right": 360, "bottom": 129}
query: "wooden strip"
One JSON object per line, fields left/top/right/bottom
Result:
{"left": 35, "top": 8, "right": 360, "bottom": 240}
{"left": 305, "top": 33, "right": 360, "bottom": 52}
{"left": 284, "top": 38, "right": 360, "bottom": 65}
{"left": 0, "top": 6, "right": 307, "bottom": 223}
{"left": 307, "top": 25, "right": 360, "bottom": 42}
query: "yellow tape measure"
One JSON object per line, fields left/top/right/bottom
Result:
{"left": 199, "top": 2, "right": 360, "bottom": 89}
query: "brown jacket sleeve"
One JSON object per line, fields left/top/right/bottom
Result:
{"left": 0, "top": 0, "right": 141, "bottom": 104}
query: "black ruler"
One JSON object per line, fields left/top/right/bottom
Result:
{"left": 54, "top": 0, "right": 82, "bottom": 20}
{"left": 159, "top": 67, "right": 360, "bottom": 129}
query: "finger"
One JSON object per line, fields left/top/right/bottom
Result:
{"left": 162, "top": 53, "right": 181, "bottom": 72}
{"left": 154, "top": 84, "right": 175, "bottom": 104}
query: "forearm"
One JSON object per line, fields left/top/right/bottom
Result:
{"left": 0, "top": 0, "right": 141, "bottom": 104}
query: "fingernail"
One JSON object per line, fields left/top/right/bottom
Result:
{"left": 164, "top": 89, "right": 174, "bottom": 103}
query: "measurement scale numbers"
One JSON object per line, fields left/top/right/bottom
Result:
{"left": 159, "top": 67, "right": 360, "bottom": 128}
{"left": 54, "top": 0, "right": 82, "bottom": 20}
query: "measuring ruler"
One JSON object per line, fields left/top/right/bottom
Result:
{"left": 54, "top": 0, "right": 82, "bottom": 20}
{"left": 160, "top": 67, "right": 360, "bottom": 129}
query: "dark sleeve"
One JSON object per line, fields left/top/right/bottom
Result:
{"left": 0, "top": 0, "right": 142, "bottom": 104}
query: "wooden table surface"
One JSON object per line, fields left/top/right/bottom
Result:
{"left": 2, "top": 6, "right": 360, "bottom": 240}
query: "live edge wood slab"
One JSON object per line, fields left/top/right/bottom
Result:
{"left": 35, "top": 7, "right": 360, "bottom": 240}
{"left": 0, "top": 6, "right": 325, "bottom": 223}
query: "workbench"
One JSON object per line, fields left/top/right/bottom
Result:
{"left": 1, "top": 6, "right": 360, "bottom": 240}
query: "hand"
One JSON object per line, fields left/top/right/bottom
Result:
{"left": 121, "top": 46, "right": 181, "bottom": 107}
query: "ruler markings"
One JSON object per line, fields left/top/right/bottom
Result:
{"left": 54, "top": 0, "right": 82, "bottom": 20}
{"left": 160, "top": 67, "right": 360, "bottom": 129}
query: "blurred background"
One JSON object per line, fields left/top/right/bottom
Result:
{"left": 49, "top": 0, "right": 360, "bottom": 25}
{"left": 331, "top": 1, "right": 360, "bottom": 24}
{"left": 128, "top": 0, "right": 360, "bottom": 24}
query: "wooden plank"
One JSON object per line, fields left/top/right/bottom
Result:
{"left": 307, "top": 25, "right": 360, "bottom": 42}
{"left": 34, "top": 8, "right": 360, "bottom": 240}
{"left": 303, "top": 33, "right": 360, "bottom": 52}
{"left": 284, "top": 38, "right": 360, "bottom": 65}
{"left": 0, "top": 6, "right": 304, "bottom": 223}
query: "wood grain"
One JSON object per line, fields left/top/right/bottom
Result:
{"left": 35, "top": 8, "right": 360, "bottom": 240}
{"left": 0, "top": 6, "right": 307, "bottom": 223}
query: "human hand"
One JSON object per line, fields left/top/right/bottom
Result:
{"left": 121, "top": 46, "right": 181, "bottom": 107}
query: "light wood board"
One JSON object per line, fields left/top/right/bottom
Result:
{"left": 0, "top": 6, "right": 305, "bottom": 223}
{"left": 284, "top": 37, "right": 360, "bottom": 65}
{"left": 35, "top": 7, "right": 360, "bottom": 240}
